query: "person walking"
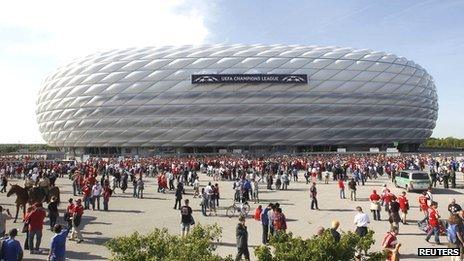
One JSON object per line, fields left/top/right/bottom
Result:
{"left": 447, "top": 214, "right": 464, "bottom": 261}
{"left": 1, "top": 228, "right": 23, "bottom": 261}
{"left": 418, "top": 191, "right": 429, "bottom": 226}
{"left": 273, "top": 208, "right": 287, "bottom": 235}
{"left": 354, "top": 206, "right": 370, "bottom": 237}
{"left": 310, "top": 182, "right": 319, "bottom": 210}
{"left": 354, "top": 206, "right": 370, "bottom": 258}
{"left": 369, "top": 190, "right": 381, "bottom": 221}
{"left": 102, "top": 184, "right": 112, "bottom": 211}
{"left": 48, "top": 197, "right": 59, "bottom": 230}
{"left": 136, "top": 177, "right": 144, "bottom": 199}
{"left": 180, "top": 199, "right": 193, "bottom": 237}
{"left": 348, "top": 178, "right": 357, "bottom": 201}
{"left": 81, "top": 183, "right": 91, "bottom": 210}
{"left": 64, "top": 198, "right": 74, "bottom": 230}
{"left": 0, "top": 175, "right": 8, "bottom": 193}
{"left": 397, "top": 192, "right": 409, "bottom": 224}
{"left": 235, "top": 215, "right": 250, "bottom": 261}
{"left": 260, "top": 204, "right": 271, "bottom": 244}
{"left": 389, "top": 197, "right": 401, "bottom": 232}
{"left": 0, "top": 206, "right": 12, "bottom": 237}
{"left": 174, "top": 184, "right": 183, "bottom": 210}
{"left": 252, "top": 179, "right": 259, "bottom": 203}
{"left": 25, "top": 203, "right": 46, "bottom": 254}
{"left": 425, "top": 201, "right": 440, "bottom": 244}
{"left": 132, "top": 176, "right": 138, "bottom": 197}
{"left": 338, "top": 179, "right": 345, "bottom": 199}
{"left": 48, "top": 224, "right": 69, "bottom": 261}
{"left": 381, "top": 226, "right": 399, "bottom": 261}
{"left": 70, "top": 199, "right": 84, "bottom": 243}
{"left": 91, "top": 182, "right": 102, "bottom": 210}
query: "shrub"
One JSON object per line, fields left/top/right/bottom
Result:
{"left": 105, "top": 224, "right": 232, "bottom": 261}
{"left": 254, "top": 229, "right": 386, "bottom": 261}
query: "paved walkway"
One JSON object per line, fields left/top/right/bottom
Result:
{"left": 1, "top": 172, "right": 462, "bottom": 260}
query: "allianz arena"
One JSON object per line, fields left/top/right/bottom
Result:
{"left": 36, "top": 44, "right": 438, "bottom": 154}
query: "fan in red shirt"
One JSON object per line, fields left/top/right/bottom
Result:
{"left": 382, "top": 226, "right": 400, "bottom": 261}
{"left": 417, "top": 191, "right": 429, "bottom": 226}
{"left": 338, "top": 179, "right": 345, "bottom": 199}
{"left": 425, "top": 202, "right": 440, "bottom": 244}
{"left": 82, "top": 183, "right": 91, "bottom": 210}
{"left": 397, "top": 191, "right": 409, "bottom": 224}
{"left": 70, "top": 199, "right": 84, "bottom": 243}
{"left": 382, "top": 189, "right": 394, "bottom": 213}
{"left": 369, "top": 190, "right": 381, "bottom": 221}
{"left": 25, "top": 203, "right": 47, "bottom": 254}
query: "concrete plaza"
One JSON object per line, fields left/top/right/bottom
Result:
{"left": 1, "top": 172, "right": 462, "bottom": 260}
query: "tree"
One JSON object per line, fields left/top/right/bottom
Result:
{"left": 254, "top": 229, "right": 386, "bottom": 261}
{"left": 105, "top": 224, "right": 232, "bottom": 261}
{"left": 422, "top": 137, "right": 464, "bottom": 149}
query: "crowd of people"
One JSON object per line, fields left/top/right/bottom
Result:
{"left": 0, "top": 153, "right": 462, "bottom": 260}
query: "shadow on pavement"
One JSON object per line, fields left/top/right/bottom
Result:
{"left": 107, "top": 209, "right": 144, "bottom": 213}
{"left": 139, "top": 196, "right": 168, "bottom": 200}
{"left": 432, "top": 188, "right": 462, "bottom": 195}
{"left": 66, "top": 249, "right": 107, "bottom": 260}
{"left": 400, "top": 253, "right": 436, "bottom": 259}
{"left": 81, "top": 236, "right": 112, "bottom": 245}
{"left": 319, "top": 208, "right": 354, "bottom": 212}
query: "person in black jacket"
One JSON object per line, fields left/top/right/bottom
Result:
{"left": 174, "top": 184, "right": 183, "bottom": 210}
{"left": 47, "top": 196, "right": 59, "bottom": 230}
{"left": 330, "top": 220, "right": 341, "bottom": 243}
{"left": 236, "top": 215, "right": 250, "bottom": 261}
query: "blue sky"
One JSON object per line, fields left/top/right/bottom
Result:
{"left": 0, "top": 0, "right": 462, "bottom": 143}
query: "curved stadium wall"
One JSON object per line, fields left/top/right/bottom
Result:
{"left": 36, "top": 45, "right": 438, "bottom": 153}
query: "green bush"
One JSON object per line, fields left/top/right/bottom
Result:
{"left": 254, "top": 229, "right": 386, "bottom": 261}
{"left": 105, "top": 224, "right": 232, "bottom": 261}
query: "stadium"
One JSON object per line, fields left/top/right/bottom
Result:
{"left": 36, "top": 45, "right": 438, "bottom": 155}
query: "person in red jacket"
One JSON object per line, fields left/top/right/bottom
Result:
{"left": 382, "top": 189, "right": 394, "bottom": 213}
{"left": 369, "top": 190, "right": 381, "bottom": 221}
{"left": 425, "top": 201, "right": 440, "bottom": 244}
{"left": 418, "top": 191, "right": 429, "bottom": 226}
{"left": 25, "top": 203, "right": 46, "bottom": 254}
{"left": 70, "top": 199, "right": 84, "bottom": 243}
{"left": 254, "top": 205, "right": 262, "bottom": 221}
{"left": 103, "top": 185, "right": 112, "bottom": 211}
{"left": 338, "top": 179, "right": 345, "bottom": 199}
{"left": 82, "top": 182, "right": 91, "bottom": 210}
{"left": 382, "top": 226, "right": 399, "bottom": 261}
{"left": 397, "top": 191, "right": 409, "bottom": 224}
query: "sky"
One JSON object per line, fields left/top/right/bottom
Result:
{"left": 0, "top": 0, "right": 463, "bottom": 143}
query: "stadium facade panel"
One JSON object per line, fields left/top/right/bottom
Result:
{"left": 36, "top": 45, "right": 438, "bottom": 152}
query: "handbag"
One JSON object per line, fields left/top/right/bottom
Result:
{"left": 21, "top": 222, "right": 29, "bottom": 233}
{"left": 190, "top": 216, "right": 195, "bottom": 225}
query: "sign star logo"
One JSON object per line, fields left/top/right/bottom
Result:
{"left": 282, "top": 76, "right": 305, "bottom": 82}
{"left": 193, "top": 76, "right": 219, "bottom": 83}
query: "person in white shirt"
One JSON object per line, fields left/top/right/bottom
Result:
{"left": 193, "top": 178, "right": 200, "bottom": 198}
{"left": 354, "top": 206, "right": 370, "bottom": 237}
{"left": 91, "top": 183, "right": 103, "bottom": 210}
{"left": 426, "top": 188, "right": 433, "bottom": 206}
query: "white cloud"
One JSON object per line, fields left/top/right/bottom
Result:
{"left": 1, "top": 0, "right": 209, "bottom": 61}
{"left": 0, "top": 0, "right": 210, "bottom": 143}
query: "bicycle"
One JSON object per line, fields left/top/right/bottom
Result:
{"left": 226, "top": 200, "right": 250, "bottom": 218}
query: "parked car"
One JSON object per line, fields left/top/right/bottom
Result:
{"left": 394, "top": 170, "right": 430, "bottom": 191}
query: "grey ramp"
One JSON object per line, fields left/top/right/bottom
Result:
{"left": 36, "top": 44, "right": 438, "bottom": 147}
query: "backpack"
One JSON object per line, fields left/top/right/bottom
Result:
{"left": 447, "top": 224, "right": 458, "bottom": 244}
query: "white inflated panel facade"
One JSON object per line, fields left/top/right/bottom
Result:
{"left": 36, "top": 45, "right": 438, "bottom": 148}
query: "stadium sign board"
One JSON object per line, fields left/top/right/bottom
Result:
{"left": 191, "top": 74, "right": 308, "bottom": 84}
